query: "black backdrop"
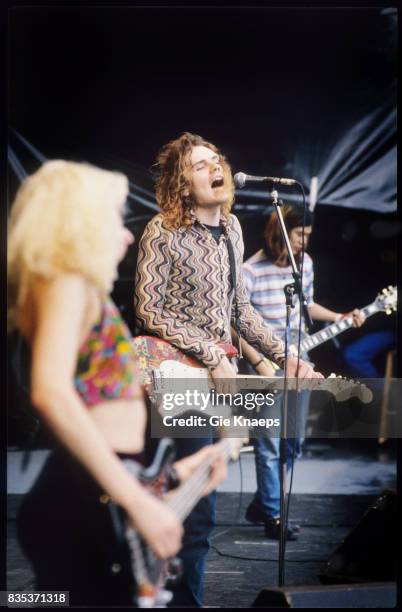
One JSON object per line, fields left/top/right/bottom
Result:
{"left": 9, "top": 6, "right": 396, "bottom": 196}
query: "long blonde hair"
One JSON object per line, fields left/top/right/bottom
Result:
{"left": 8, "top": 160, "right": 128, "bottom": 329}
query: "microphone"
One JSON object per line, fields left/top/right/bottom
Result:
{"left": 234, "top": 171, "right": 296, "bottom": 188}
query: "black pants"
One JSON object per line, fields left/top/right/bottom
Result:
{"left": 17, "top": 449, "right": 136, "bottom": 607}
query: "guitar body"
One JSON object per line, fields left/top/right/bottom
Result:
{"left": 102, "top": 438, "right": 181, "bottom": 608}
{"left": 132, "top": 286, "right": 397, "bottom": 380}
{"left": 101, "top": 426, "right": 245, "bottom": 608}
{"left": 132, "top": 335, "right": 371, "bottom": 408}
{"left": 132, "top": 335, "right": 201, "bottom": 394}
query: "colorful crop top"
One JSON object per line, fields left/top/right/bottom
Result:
{"left": 74, "top": 297, "right": 140, "bottom": 407}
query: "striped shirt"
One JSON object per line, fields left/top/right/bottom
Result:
{"left": 242, "top": 249, "right": 314, "bottom": 343}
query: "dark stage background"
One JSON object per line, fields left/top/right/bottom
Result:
{"left": 7, "top": 5, "right": 398, "bottom": 442}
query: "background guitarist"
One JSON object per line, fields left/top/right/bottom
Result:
{"left": 240, "top": 202, "right": 366, "bottom": 540}
{"left": 135, "top": 133, "right": 323, "bottom": 607}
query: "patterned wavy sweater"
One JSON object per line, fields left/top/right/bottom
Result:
{"left": 135, "top": 211, "right": 286, "bottom": 370}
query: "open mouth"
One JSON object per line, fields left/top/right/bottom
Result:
{"left": 211, "top": 177, "right": 224, "bottom": 189}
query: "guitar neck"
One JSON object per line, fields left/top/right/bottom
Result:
{"left": 300, "top": 302, "right": 378, "bottom": 353}
{"left": 167, "top": 438, "right": 233, "bottom": 522}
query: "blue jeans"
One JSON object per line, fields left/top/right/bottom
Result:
{"left": 168, "top": 434, "right": 216, "bottom": 608}
{"left": 250, "top": 390, "right": 310, "bottom": 519}
{"left": 342, "top": 330, "right": 395, "bottom": 378}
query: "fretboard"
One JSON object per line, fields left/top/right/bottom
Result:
{"left": 167, "top": 438, "right": 234, "bottom": 522}
{"left": 300, "top": 302, "right": 377, "bottom": 353}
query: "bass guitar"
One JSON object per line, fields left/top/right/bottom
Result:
{"left": 105, "top": 434, "right": 245, "bottom": 607}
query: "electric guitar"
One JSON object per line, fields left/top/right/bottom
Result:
{"left": 289, "top": 285, "right": 397, "bottom": 360}
{"left": 119, "top": 332, "right": 372, "bottom": 605}
{"left": 132, "top": 335, "right": 373, "bottom": 413}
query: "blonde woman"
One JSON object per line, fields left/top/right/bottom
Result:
{"left": 8, "top": 160, "right": 225, "bottom": 605}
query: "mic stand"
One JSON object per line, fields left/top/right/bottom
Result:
{"left": 268, "top": 188, "right": 312, "bottom": 587}
{"left": 279, "top": 282, "right": 294, "bottom": 587}
{"left": 270, "top": 189, "right": 313, "bottom": 331}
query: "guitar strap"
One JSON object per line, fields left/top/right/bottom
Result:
{"left": 225, "top": 236, "right": 243, "bottom": 358}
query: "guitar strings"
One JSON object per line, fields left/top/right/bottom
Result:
{"left": 168, "top": 449, "right": 223, "bottom": 518}
{"left": 168, "top": 438, "right": 233, "bottom": 520}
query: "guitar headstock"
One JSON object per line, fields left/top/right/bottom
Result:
{"left": 375, "top": 286, "right": 397, "bottom": 315}
{"left": 328, "top": 373, "right": 373, "bottom": 403}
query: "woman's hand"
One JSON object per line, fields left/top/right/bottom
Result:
{"left": 173, "top": 444, "right": 227, "bottom": 496}
{"left": 129, "top": 444, "right": 228, "bottom": 559}
{"left": 127, "top": 492, "right": 183, "bottom": 560}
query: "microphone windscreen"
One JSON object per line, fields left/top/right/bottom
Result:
{"left": 233, "top": 172, "right": 247, "bottom": 189}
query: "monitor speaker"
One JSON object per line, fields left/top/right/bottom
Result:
{"left": 319, "top": 490, "right": 396, "bottom": 583}
{"left": 252, "top": 582, "right": 396, "bottom": 608}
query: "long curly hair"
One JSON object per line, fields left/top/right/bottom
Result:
{"left": 263, "top": 203, "right": 313, "bottom": 267}
{"left": 154, "top": 132, "right": 235, "bottom": 229}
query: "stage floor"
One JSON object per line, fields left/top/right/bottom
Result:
{"left": 7, "top": 443, "right": 397, "bottom": 606}
{"left": 205, "top": 492, "right": 383, "bottom": 607}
